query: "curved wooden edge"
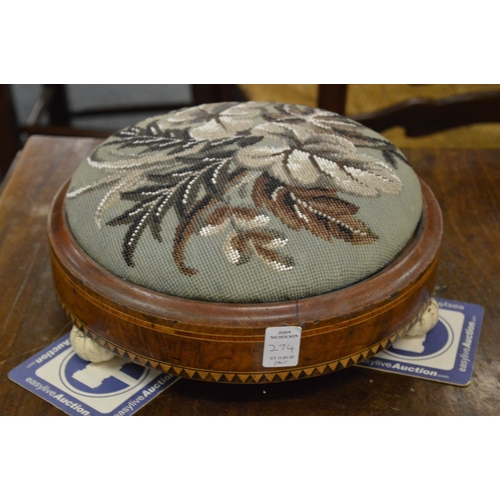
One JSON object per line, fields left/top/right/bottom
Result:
{"left": 50, "top": 242, "right": 438, "bottom": 342}
{"left": 48, "top": 176, "right": 441, "bottom": 381}
{"left": 60, "top": 297, "right": 430, "bottom": 384}
{"left": 48, "top": 179, "right": 443, "bottom": 334}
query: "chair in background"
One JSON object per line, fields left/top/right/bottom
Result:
{"left": 17, "top": 84, "right": 244, "bottom": 137}
{"left": 0, "top": 84, "right": 243, "bottom": 181}
{"left": 240, "top": 84, "right": 500, "bottom": 149}
{"left": 317, "top": 84, "right": 500, "bottom": 136}
{"left": 3, "top": 84, "right": 500, "bottom": 182}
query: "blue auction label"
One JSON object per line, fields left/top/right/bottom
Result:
{"left": 358, "top": 298, "right": 484, "bottom": 385}
{"left": 8, "top": 333, "right": 178, "bottom": 415}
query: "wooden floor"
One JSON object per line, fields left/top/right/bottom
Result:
{"left": 240, "top": 84, "right": 500, "bottom": 149}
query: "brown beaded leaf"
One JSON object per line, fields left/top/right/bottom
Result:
{"left": 197, "top": 206, "right": 293, "bottom": 273}
{"left": 223, "top": 228, "right": 294, "bottom": 272}
{"left": 253, "top": 172, "right": 377, "bottom": 245}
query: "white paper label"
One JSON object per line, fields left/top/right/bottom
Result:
{"left": 262, "top": 326, "right": 302, "bottom": 368}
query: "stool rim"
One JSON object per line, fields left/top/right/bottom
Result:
{"left": 49, "top": 178, "right": 442, "bottom": 333}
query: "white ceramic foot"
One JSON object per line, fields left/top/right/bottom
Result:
{"left": 406, "top": 298, "right": 439, "bottom": 338}
{"left": 70, "top": 325, "right": 115, "bottom": 363}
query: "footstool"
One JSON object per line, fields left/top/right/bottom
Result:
{"left": 49, "top": 101, "right": 442, "bottom": 383}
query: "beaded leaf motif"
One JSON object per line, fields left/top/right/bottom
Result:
{"left": 67, "top": 102, "right": 405, "bottom": 275}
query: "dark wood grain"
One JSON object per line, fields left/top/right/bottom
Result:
{"left": 1, "top": 137, "right": 499, "bottom": 414}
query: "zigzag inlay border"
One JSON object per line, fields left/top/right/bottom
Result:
{"left": 57, "top": 294, "right": 425, "bottom": 384}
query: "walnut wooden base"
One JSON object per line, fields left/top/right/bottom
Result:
{"left": 48, "top": 180, "right": 442, "bottom": 384}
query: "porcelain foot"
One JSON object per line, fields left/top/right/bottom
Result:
{"left": 406, "top": 298, "right": 439, "bottom": 338}
{"left": 70, "top": 325, "right": 115, "bottom": 363}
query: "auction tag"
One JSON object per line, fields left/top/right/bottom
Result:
{"left": 8, "top": 333, "right": 178, "bottom": 415}
{"left": 358, "top": 298, "right": 484, "bottom": 386}
{"left": 263, "top": 326, "right": 302, "bottom": 368}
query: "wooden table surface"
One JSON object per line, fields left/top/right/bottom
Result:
{"left": 1, "top": 136, "right": 499, "bottom": 416}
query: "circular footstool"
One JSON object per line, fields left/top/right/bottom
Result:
{"left": 49, "top": 101, "right": 442, "bottom": 383}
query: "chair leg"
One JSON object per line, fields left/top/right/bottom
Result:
{"left": 44, "top": 84, "right": 71, "bottom": 126}
{"left": 0, "top": 85, "right": 20, "bottom": 180}
{"left": 192, "top": 85, "right": 246, "bottom": 104}
{"left": 317, "top": 84, "right": 348, "bottom": 114}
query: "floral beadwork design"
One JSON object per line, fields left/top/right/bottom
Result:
{"left": 67, "top": 102, "right": 405, "bottom": 275}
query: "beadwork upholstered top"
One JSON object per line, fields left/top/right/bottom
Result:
{"left": 65, "top": 102, "right": 423, "bottom": 303}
